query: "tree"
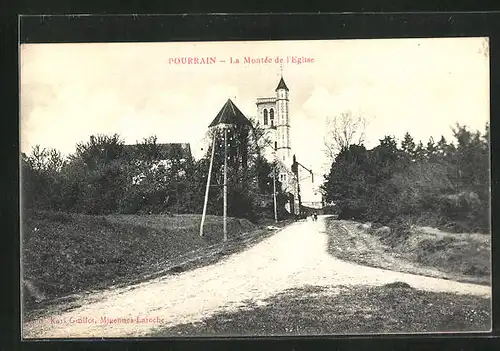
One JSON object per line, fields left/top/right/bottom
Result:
{"left": 321, "top": 144, "right": 370, "bottom": 218}
{"left": 401, "top": 132, "right": 416, "bottom": 157}
{"left": 21, "top": 145, "right": 67, "bottom": 210}
{"left": 426, "top": 137, "right": 438, "bottom": 161}
{"left": 66, "top": 134, "right": 128, "bottom": 214}
{"left": 199, "top": 118, "right": 284, "bottom": 220}
{"left": 255, "top": 154, "right": 275, "bottom": 194}
{"left": 74, "top": 134, "right": 125, "bottom": 171}
{"left": 369, "top": 136, "right": 400, "bottom": 181}
{"left": 324, "top": 111, "right": 367, "bottom": 160}
{"left": 449, "top": 124, "right": 489, "bottom": 198}
{"left": 321, "top": 121, "right": 490, "bottom": 232}
{"left": 134, "top": 135, "right": 160, "bottom": 163}
{"left": 364, "top": 136, "right": 402, "bottom": 222}
{"left": 483, "top": 122, "right": 490, "bottom": 144}
{"left": 414, "top": 141, "right": 426, "bottom": 161}
{"left": 117, "top": 135, "right": 197, "bottom": 214}
{"left": 436, "top": 135, "right": 449, "bottom": 156}
{"left": 21, "top": 153, "right": 37, "bottom": 210}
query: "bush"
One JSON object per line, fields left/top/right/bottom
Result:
{"left": 338, "top": 207, "right": 366, "bottom": 220}
{"left": 322, "top": 124, "right": 490, "bottom": 233}
{"left": 21, "top": 131, "right": 288, "bottom": 222}
{"left": 322, "top": 205, "right": 337, "bottom": 215}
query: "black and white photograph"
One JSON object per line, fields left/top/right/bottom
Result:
{"left": 20, "top": 38, "right": 491, "bottom": 338}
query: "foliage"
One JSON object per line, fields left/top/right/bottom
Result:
{"left": 21, "top": 146, "right": 67, "bottom": 211}
{"left": 322, "top": 123, "right": 490, "bottom": 232}
{"left": 21, "top": 123, "right": 285, "bottom": 222}
{"left": 324, "top": 111, "right": 367, "bottom": 160}
{"left": 200, "top": 118, "right": 286, "bottom": 221}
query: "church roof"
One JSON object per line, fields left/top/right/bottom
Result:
{"left": 275, "top": 77, "right": 289, "bottom": 92}
{"left": 208, "top": 99, "right": 253, "bottom": 128}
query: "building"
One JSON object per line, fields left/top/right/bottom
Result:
{"left": 256, "top": 77, "right": 292, "bottom": 169}
{"left": 123, "top": 142, "right": 192, "bottom": 161}
{"left": 122, "top": 143, "right": 192, "bottom": 184}
{"left": 256, "top": 76, "right": 322, "bottom": 214}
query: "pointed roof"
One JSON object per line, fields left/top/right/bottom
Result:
{"left": 123, "top": 143, "right": 192, "bottom": 160}
{"left": 275, "top": 77, "right": 289, "bottom": 92}
{"left": 208, "top": 99, "right": 253, "bottom": 128}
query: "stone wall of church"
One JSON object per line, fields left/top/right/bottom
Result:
{"left": 256, "top": 98, "right": 277, "bottom": 128}
{"left": 256, "top": 98, "right": 278, "bottom": 161}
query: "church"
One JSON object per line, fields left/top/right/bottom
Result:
{"left": 256, "top": 76, "right": 323, "bottom": 215}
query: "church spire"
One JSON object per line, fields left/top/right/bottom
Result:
{"left": 276, "top": 62, "right": 289, "bottom": 91}
{"left": 275, "top": 76, "right": 289, "bottom": 92}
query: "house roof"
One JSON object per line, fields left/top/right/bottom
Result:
{"left": 275, "top": 77, "right": 289, "bottom": 92}
{"left": 208, "top": 99, "right": 253, "bottom": 128}
{"left": 123, "top": 143, "right": 192, "bottom": 160}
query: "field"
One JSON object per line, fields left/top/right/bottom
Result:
{"left": 151, "top": 283, "right": 491, "bottom": 336}
{"left": 21, "top": 210, "right": 288, "bottom": 316}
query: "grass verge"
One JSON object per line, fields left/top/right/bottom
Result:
{"left": 150, "top": 283, "right": 491, "bottom": 336}
{"left": 325, "top": 218, "right": 490, "bottom": 285}
{"left": 22, "top": 210, "right": 292, "bottom": 317}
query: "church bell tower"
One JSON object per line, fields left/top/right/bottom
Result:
{"left": 275, "top": 77, "right": 291, "bottom": 166}
{"left": 256, "top": 75, "right": 300, "bottom": 215}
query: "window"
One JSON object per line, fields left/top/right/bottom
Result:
{"left": 274, "top": 141, "right": 277, "bottom": 150}
{"left": 263, "top": 109, "right": 268, "bottom": 125}
{"left": 270, "top": 108, "right": 274, "bottom": 126}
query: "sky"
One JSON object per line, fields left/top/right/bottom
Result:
{"left": 20, "top": 38, "right": 490, "bottom": 181}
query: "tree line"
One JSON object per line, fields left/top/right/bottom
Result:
{"left": 321, "top": 122, "right": 490, "bottom": 233}
{"left": 21, "top": 122, "right": 287, "bottom": 222}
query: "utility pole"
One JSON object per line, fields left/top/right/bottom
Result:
{"left": 273, "top": 167, "right": 278, "bottom": 223}
{"left": 291, "top": 155, "right": 316, "bottom": 216}
{"left": 223, "top": 126, "right": 228, "bottom": 241}
{"left": 291, "top": 155, "right": 300, "bottom": 216}
{"left": 206, "top": 98, "right": 252, "bottom": 243}
{"left": 200, "top": 137, "right": 216, "bottom": 237}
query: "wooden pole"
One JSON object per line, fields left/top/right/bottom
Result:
{"left": 200, "top": 136, "right": 216, "bottom": 237}
{"left": 223, "top": 127, "right": 228, "bottom": 241}
{"left": 273, "top": 167, "right": 278, "bottom": 223}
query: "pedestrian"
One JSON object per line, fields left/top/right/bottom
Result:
{"left": 313, "top": 212, "right": 318, "bottom": 221}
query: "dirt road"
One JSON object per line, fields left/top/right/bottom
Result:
{"left": 23, "top": 215, "right": 491, "bottom": 338}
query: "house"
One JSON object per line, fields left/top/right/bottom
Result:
{"left": 122, "top": 143, "right": 192, "bottom": 184}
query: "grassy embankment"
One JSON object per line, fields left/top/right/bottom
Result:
{"left": 151, "top": 283, "right": 490, "bottom": 336}
{"left": 22, "top": 210, "right": 290, "bottom": 315}
{"left": 324, "top": 218, "right": 490, "bottom": 285}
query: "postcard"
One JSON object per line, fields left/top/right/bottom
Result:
{"left": 20, "top": 37, "right": 491, "bottom": 338}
